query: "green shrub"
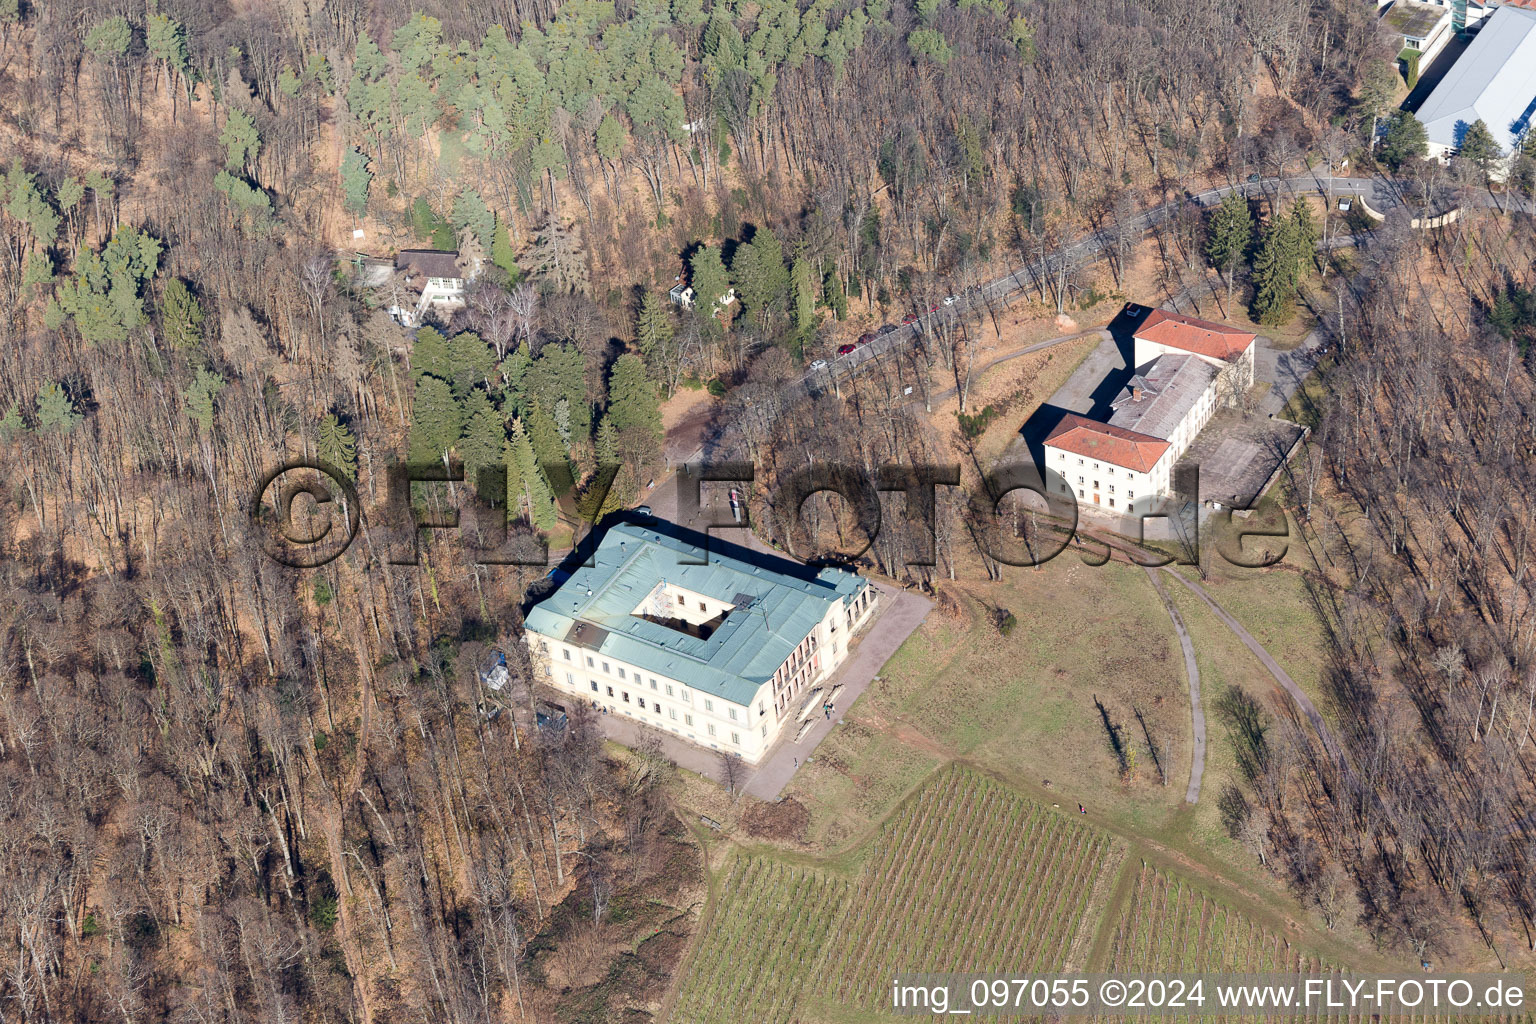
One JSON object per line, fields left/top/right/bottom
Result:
{"left": 310, "top": 895, "right": 339, "bottom": 931}
{"left": 956, "top": 405, "right": 998, "bottom": 441}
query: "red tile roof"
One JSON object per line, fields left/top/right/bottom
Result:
{"left": 1135, "top": 309, "right": 1256, "bottom": 362}
{"left": 1044, "top": 414, "right": 1170, "bottom": 474}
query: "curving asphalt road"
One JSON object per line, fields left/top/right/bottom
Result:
{"left": 799, "top": 173, "right": 1531, "bottom": 394}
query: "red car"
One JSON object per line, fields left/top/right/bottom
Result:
{"left": 857, "top": 332, "right": 877, "bottom": 346}
{"left": 837, "top": 343, "right": 857, "bottom": 355}
{"left": 901, "top": 313, "right": 919, "bottom": 325}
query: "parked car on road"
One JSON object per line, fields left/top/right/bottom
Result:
{"left": 876, "top": 324, "right": 898, "bottom": 336}
{"left": 943, "top": 295, "right": 959, "bottom": 306}
{"left": 809, "top": 358, "right": 828, "bottom": 371}
{"left": 837, "top": 343, "right": 856, "bottom": 355}
{"left": 857, "top": 332, "right": 877, "bottom": 346}
{"left": 901, "top": 313, "right": 919, "bottom": 325}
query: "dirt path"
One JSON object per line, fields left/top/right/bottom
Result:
{"left": 857, "top": 705, "right": 953, "bottom": 762}
{"left": 1159, "top": 568, "right": 1343, "bottom": 763}
{"left": 1145, "top": 567, "right": 1206, "bottom": 804}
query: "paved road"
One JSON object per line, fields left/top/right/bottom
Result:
{"left": 743, "top": 580, "right": 933, "bottom": 801}
{"left": 797, "top": 173, "right": 1531, "bottom": 396}
{"left": 1146, "top": 568, "right": 1206, "bottom": 804}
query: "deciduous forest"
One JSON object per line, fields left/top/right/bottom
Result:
{"left": 0, "top": 0, "right": 1533, "bottom": 1018}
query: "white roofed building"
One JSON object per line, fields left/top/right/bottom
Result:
{"left": 1413, "top": 3, "right": 1536, "bottom": 175}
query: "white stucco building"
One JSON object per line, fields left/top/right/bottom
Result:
{"left": 1042, "top": 309, "right": 1256, "bottom": 514}
{"left": 522, "top": 522, "right": 878, "bottom": 764}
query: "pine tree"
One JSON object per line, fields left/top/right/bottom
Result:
{"left": 1289, "top": 199, "right": 1318, "bottom": 274}
{"left": 412, "top": 326, "right": 453, "bottom": 381}
{"left": 1354, "top": 59, "right": 1398, "bottom": 146}
{"left": 35, "top": 381, "right": 82, "bottom": 433}
{"left": 576, "top": 463, "right": 636, "bottom": 523}
{"left": 594, "top": 414, "right": 619, "bottom": 467}
{"left": 1205, "top": 192, "right": 1252, "bottom": 312}
{"left": 606, "top": 353, "right": 663, "bottom": 469}
{"left": 5, "top": 165, "right": 61, "bottom": 249}
{"left": 499, "top": 344, "right": 531, "bottom": 414}
{"left": 56, "top": 226, "right": 162, "bottom": 344}
{"left": 606, "top": 354, "right": 661, "bottom": 442}
{"left": 791, "top": 257, "right": 816, "bottom": 335}
{"left": 458, "top": 391, "right": 507, "bottom": 490}
{"left": 341, "top": 149, "right": 372, "bottom": 216}
{"left": 822, "top": 265, "right": 848, "bottom": 320}
{"left": 689, "top": 244, "right": 731, "bottom": 317}
{"left": 635, "top": 291, "right": 675, "bottom": 364}
{"left": 491, "top": 217, "right": 521, "bottom": 281}
{"left": 85, "top": 17, "right": 130, "bottom": 60}
{"left": 184, "top": 368, "right": 226, "bottom": 434}
{"left": 1379, "top": 111, "right": 1428, "bottom": 171}
{"left": 507, "top": 420, "right": 558, "bottom": 530}
{"left": 526, "top": 402, "right": 571, "bottom": 483}
{"left": 1456, "top": 120, "right": 1502, "bottom": 177}
{"left": 596, "top": 114, "right": 626, "bottom": 166}
{"left": 146, "top": 14, "right": 191, "bottom": 106}
{"left": 317, "top": 413, "right": 358, "bottom": 480}
{"left": 1250, "top": 218, "right": 1303, "bottom": 326}
{"left": 452, "top": 189, "right": 497, "bottom": 251}
{"left": 160, "top": 278, "right": 204, "bottom": 350}
{"left": 444, "top": 330, "right": 496, "bottom": 398}
{"left": 409, "top": 374, "right": 463, "bottom": 464}
{"left": 219, "top": 109, "right": 261, "bottom": 174}
{"left": 0, "top": 403, "right": 27, "bottom": 441}
{"left": 731, "top": 228, "right": 790, "bottom": 325}
{"left": 411, "top": 197, "right": 441, "bottom": 242}
{"left": 526, "top": 344, "right": 590, "bottom": 438}
{"left": 523, "top": 218, "right": 589, "bottom": 295}
{"left": 21, "top": 253, "right": 52, "bottom": 300}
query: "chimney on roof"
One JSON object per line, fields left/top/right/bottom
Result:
{"left": 1132, "top": 385, "right": 1142, "bottom": 401}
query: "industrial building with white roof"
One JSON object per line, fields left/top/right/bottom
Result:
{"left": 523, "top": 521, "right": 878, "bottom": 763}
{"left": 1413, "top": 2, "right": 1536, "bottom": 173}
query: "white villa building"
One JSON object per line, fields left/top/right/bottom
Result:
{"left": 1043, "top": 309, "right": 1256, "bottom": 515}
{"left": 522, "top": 522, "right": 878, "bottom": 764}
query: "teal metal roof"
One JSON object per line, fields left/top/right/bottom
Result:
{"left": 525, "top": 523, "right": 867, "bottom": 706}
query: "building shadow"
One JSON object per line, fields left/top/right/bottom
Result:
{"left": 527, "top": 510, "right": 831, "bottom": 616}
{"left": 1017, "top": 304, "right": 1148, "bottom": 469}
{"left": 1403, "top": 32, "right": 1472, "bottom": 110}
